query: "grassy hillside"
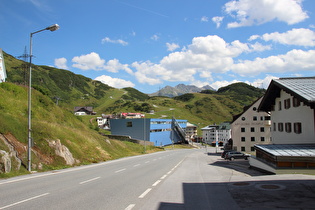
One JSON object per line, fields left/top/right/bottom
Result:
{"left": 0, "top": 82, "right": 161, "bottom": 177}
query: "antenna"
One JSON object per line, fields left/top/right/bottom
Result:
{"left": 17, "top": 46, "right": 30, "bottom": 85}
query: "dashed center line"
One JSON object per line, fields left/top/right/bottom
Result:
{"left": 79, "top": 177, "right": 100, "bottom": 184}
{"left": 133, "top": 164, "right": 140, "bottom": 167}
{"left": 0, "top": 193, "right": 49, "bottom": 209}
{"left": 161, "top": 175, "right": 167, "bottom": 179}
{"left": 145, "top": 161, "right": 150, "bottom": 163}
{"left": 125, "top": 204, "right": 135, "bottom": 210}
{"left": 115, "top": 168, "right": 126, "bottom": 173}
{"left": 152, "top": 180, "right": 161, "bottom": 187}
{"left": 139, "top": 188, "right": 152, "bottom": 198}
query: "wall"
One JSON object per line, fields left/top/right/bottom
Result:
{"left": 272, "top": 90, "right": 315, "bottom": 144}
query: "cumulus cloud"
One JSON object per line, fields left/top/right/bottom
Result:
{"left": 224, "top": 0, "right": 308, "bottom": 28}
{"left": 72, "top": 52, "right": 105, "bottom": 70}
{"left": 212, "top": 16, "right": 224, "bottom": 28}
{"left": 94, "top": 75, "right": 135, "bottom": 89}
{"left": 166, "top": 42, "right": 180, "bottom": 51}
{"left": 71, "top": 52, "right": 133, "bottom": 73}
{"left": 101, "top": 37, "right": 128, "bottom": 46}
{"left": 132, "top": 35, "right": 273, "bottom": 85}
{"left": 54, "top": 57, "right": 68, "bottom": 69}
{"left": 252, "top": 28, "right": 315, "bottom": 47}
{"left": 231, "top": 49, "right": 315, "bottom": 76}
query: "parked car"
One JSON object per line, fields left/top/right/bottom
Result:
{"left": 225, "top": 151, "right": 250, "bottom": 160}
{"left": 221, "top": 150, "right": 235, "bottom": 158}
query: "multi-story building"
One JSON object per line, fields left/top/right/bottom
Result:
{"left": 251, "top": 77, "right": 315, "bottom": 174}
{"left": 231, "top": 97, "right": 271, "bottom": 153}
{"left": 201, "top": 122, "right": 231, "bottom": 146}
{"left": 185, "top": 122, "right": 197, "bottom": 142}
{"left": 110, "top": 118, "right": 187, "bottom": 146}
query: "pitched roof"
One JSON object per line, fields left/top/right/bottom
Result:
{"left": 259, "top": 77, "right": 315, "bottom": 111}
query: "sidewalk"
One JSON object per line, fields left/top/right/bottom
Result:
{"left": 141, "top": 148, "right": 315, "bottom": 210}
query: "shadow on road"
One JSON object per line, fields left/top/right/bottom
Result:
{"left": 158, "top": 179, "right": 315, "bottom": 209}
{"left": 210, "top": 159, "right": 267, "bottom": 176}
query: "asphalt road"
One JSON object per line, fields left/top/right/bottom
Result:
{"left": 1, "top": 147, "right": 315, "bottom": 210}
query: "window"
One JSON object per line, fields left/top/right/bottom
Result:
{"left": 126, "top": 121, "right": 133, "bottom": 127}
{"left": 260, "top": 137, "right": 265, "bottom": 141}
{"left": 253, "top": 116, "right": 257, "bottom": 121}
{"left": 265, "top": 116, "right": 271, "bottom": 121}
{"left": 273, "top": 123, "right": 276, "bottom": 131}
{"left": 251, "top": 147, "right": 255, "bottom": 151}
{"left": 253, "top": 107, "right": 257, "bottom": 111}
{"left": 278, "top": 101, "right": 282, "bottom": 110}
{"left": 284, "top": 98, "right": 291, "bottom": 109}
{"left": 278, "top": 123, "right": 283, "bottom": 132}
{"left": 251, "top": 127, "right": 255, "bottom": 132}
{"left": 285, "top": 123, "right": 292, "bottom": 133}
{"left": 293, "top": 97, "right": 300, "bottom": 107}
{"left": 241, "top": 117, "right": 246, "bottom": 121}
{"left": 260, "top": 127, "right": 265, "bottom": 132}
{"left": 294, "top": 122, "right": 302, "bottom": 134}
{"left": 241, "top": 127, "right": 245, "bottom": 132}
{"left": 241, "top": 137, "right": 245, "bottom": 142}
{"left": 241, "top": 147, "right": 245, "bottom": 151}
{"left": 251, "top": 137, "right": 255, "bottom": 142}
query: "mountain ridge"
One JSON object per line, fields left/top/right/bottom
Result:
{"left": 149, "top": 84, "right": 215, "bottom": 97}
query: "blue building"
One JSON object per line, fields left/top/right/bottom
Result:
{"left": 110, "top": 118, "right": 187, "bottom": 146}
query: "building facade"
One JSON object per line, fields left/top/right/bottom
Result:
{"left": 202, "top": 122, "right": 231, "bottom": 146}
{"left": 231, "top": 97, "right": 271, "bottom": 153}
{"left": 110, "top": 118, "right": 187, "bottom": 146}
{"left": 251, "top": 77, "right": 315, "bottom": 174}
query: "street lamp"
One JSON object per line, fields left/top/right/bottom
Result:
{"left": 27, "top": 24, "right": 60, "bottom": 172}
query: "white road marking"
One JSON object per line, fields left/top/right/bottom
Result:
{"left": 79, "top": 177, "right": 100, "bottom": 184}
{"left": 115, "top": 168, "right": 126, "bottom": 173}
{"left": 152, "top": 180, "right": 161, "bottom": 187}
{"left": 125, "top": 204, "right": 135, "bottom": 210}
{"left": 0, "top": 193, "right": 49, "bottom": 209}
{"left": 139, "top": 188, "right": 152, "bottom": 198}
{"left": 160, "top": 175, "right": 167, "bottom": 179}
{"left": 145, "top": 161, "right": 150, "bottom": 163}
{"left": 133, "top": 164, "right": 140, "bottom": 167}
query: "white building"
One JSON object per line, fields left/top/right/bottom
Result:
{"left": 0, "top": 49, "right": 7, "bottom": 83}
{"left": 251, "top": 77, "right": 315, "bottom": 174}
{"left": 185, "top": 122, "right": 197, "bottom": 142}
{"left": 231, "top": 97, "right": 271, "bottom": 153}
{"left": 202, "top": 122, "right": 231, "bottom": 146}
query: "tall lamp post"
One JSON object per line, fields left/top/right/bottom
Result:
{"left": 28, "top": 24, "right": 60, "bottom": 172}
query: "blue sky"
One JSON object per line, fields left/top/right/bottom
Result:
{"left": 1, "top": 0, "right": 315, "bottom": 93}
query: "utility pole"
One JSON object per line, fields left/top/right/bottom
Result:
{"left": 17, "top": 46, "right": 30, "bottom": 86}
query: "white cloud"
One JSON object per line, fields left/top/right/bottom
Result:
{"left": 72, "top": 52, "right": 105, "bottom": 70}
{"left": 151, "top": 34, "right": 159, "bottom": 41}
{"left": 212, "top": 16, "right": 224, "bottom": 28}
{"left": 101, "top": 37, "right": 128, "bottom": 46}
{"left": 103, "top": 58, "right": 133, "bottom": 74}
{"left": 166, "top": 42, "right": 180, "bottom": 51}
{"left": 54, "top": 57, "right": 68, "bottom": 69}
{"left": 224, "top": 0, "right": 308, "bottom": 28}
{"left": 94, "top": 75, "right": 135, "bottom": 89}
{"left": 201, "top": 16, "right": 209, "bottom": 22}
{"left": 132, "top": 35, "right": 272, "bottom": 85}
{"left": 231, "top": 49, "right": 315, "bottom": 76}
{"left": 72, "top": 52, "right": 133, "bottom": 73}
{"left": 259, "top": 28, "right": 315, "bottom": 47}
